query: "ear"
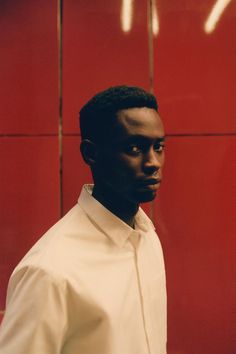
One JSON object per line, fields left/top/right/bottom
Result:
{"left": 80, "top": 139, "right": 98, "bottom": 166}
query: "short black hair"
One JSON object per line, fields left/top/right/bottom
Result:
{"left": 79, "top": 85, "right": 158, "bottom": 144}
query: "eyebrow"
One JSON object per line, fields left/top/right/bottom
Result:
{"left": 123, "top": 135, "right": 165, "bottom": 143}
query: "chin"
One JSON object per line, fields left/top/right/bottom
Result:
{"left": 137, "top": 191, "right": 157, "bottom": 203}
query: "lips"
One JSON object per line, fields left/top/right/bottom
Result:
{"left": 137, "top": 177, "right": 162, "bottom": 189}
{"left": 141, "top": 178, "right": 161, "bottom": 186}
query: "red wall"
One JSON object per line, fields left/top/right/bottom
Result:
{"left": 0, "top": 0, "right": 60, "bottom": 313}
{"left": 0, "top": 1, "right": 235, "bottom": 353}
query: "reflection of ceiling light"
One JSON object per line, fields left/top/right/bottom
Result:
{"left": 152, "top": 0, "right": 159, "bottom": 36}
{"left": 204, "top": 0, "right": 232, "bottom": 33}
{"left": 121, "top": 0, "right": 134, "bottom": 33}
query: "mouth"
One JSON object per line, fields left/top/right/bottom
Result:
{"left": 137, "top": 178, "right": 162, "bottom": 191}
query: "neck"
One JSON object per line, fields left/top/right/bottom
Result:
{"left": 92, "top": 184, "right": 138, "bottom": 228}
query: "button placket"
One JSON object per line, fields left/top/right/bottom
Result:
{"left": 130, "top": 232, "right": 151, "bottom": 354}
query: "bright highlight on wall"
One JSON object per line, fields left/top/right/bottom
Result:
{"left": 121, "top": 0, "right": 159, "bottom": 36}
{"left": 204, "top": 0, "right": 232, "bottom": 33}
{"left": 121, "top": 0, "right": 134, "bottom": 33}
{"left": 152, "top": 0, "right": 159, "bottom": 36}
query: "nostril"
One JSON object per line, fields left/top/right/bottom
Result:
{"left": 143, "top": 164, "right": 159, "bottom": 175}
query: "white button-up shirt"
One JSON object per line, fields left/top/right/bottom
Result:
{"left": 0, "top": 185, "right": 167, "bottom": 354}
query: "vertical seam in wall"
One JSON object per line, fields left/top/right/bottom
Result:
{"left": 148, "top": 0, "right": 154, "bottom": 94}
{"left": 58, "top": 0, "right": 63, "bottom": 217}
{"left": 148, "top": 0, "right": 155, "bottom": 222}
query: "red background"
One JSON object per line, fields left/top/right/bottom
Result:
{"left": 0, "top": 1, "right": 235, "bottom": 353}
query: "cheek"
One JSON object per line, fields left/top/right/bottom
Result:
{"left": 110, "top": 158, "right": 140, "bottom": 182}
{"left": 118, "top": 157, "right": 140, "bottom": 175}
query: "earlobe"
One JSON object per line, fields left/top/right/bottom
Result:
{"left": 80, "top": 139, "right": 98, "bottom": 166}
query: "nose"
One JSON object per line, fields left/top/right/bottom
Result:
{"left": 143, "top": 148, "right": 162, "bottom": 175}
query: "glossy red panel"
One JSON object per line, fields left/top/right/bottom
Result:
{"left": 154, "top": 136, "right": 236, "bottom": 354}
{"left": 63, "top": 1, "right": 150, "bottom": 133}
{"left": 62, "top": 136, "right": 93, "bottom": 214}
{"left": 0, "top": 137, "right": 60, "bottom": 309}
{"left": 0, "top": 0, "right": 58, "bottom": 134}
{"left": 154, "top": 0, "right": 236, "bottom": 134}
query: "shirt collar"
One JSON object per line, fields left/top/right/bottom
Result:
{"left": 77, "top": 185, "right": 155, "bottom": 248}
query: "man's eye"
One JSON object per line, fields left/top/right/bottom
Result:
{"left": 154, "top": 144, "right": 165, "bottom": 152}
{"left": 126, "top": 145, "right": 141, "bottom": 154}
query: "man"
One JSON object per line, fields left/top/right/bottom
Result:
{"left": 0, "top": 85, "right": 167, "bottom": 353}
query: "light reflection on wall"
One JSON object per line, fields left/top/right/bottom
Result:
{"left": 121, "top": 0, "right": 134, "bottom": 33}
{"left": 204, "top": 0, "right": 232, "bottom": 33}
{"left": 152, "top": 0, "right": 159, "bottom": 36}
{"left": 121, "top": 0, "right": 159, "bottom": 36}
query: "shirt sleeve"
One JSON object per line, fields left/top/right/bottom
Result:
{"left": 0, "top": 265, "right": 68, "bottom": 354}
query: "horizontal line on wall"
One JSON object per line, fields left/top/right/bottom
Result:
{"left": 1, "top": 132, "right": 235, "bottom": 138}
{"left": 0, "top": 133, "right": 58, "bottom": 138}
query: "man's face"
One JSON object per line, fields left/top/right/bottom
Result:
{"left": 95, "top": 107, "right": 165, "bottom": 204}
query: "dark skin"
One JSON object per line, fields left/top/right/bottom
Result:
{"left": 80, "top": 107, "right": 165, "bottom": 228}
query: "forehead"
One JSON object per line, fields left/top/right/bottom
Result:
{"left": 114, "top": 107, "right": 164, "bottom": 140}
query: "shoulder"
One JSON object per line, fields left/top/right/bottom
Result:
{"left": 11, "top": 203, "right": 93, "bottom": 281}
